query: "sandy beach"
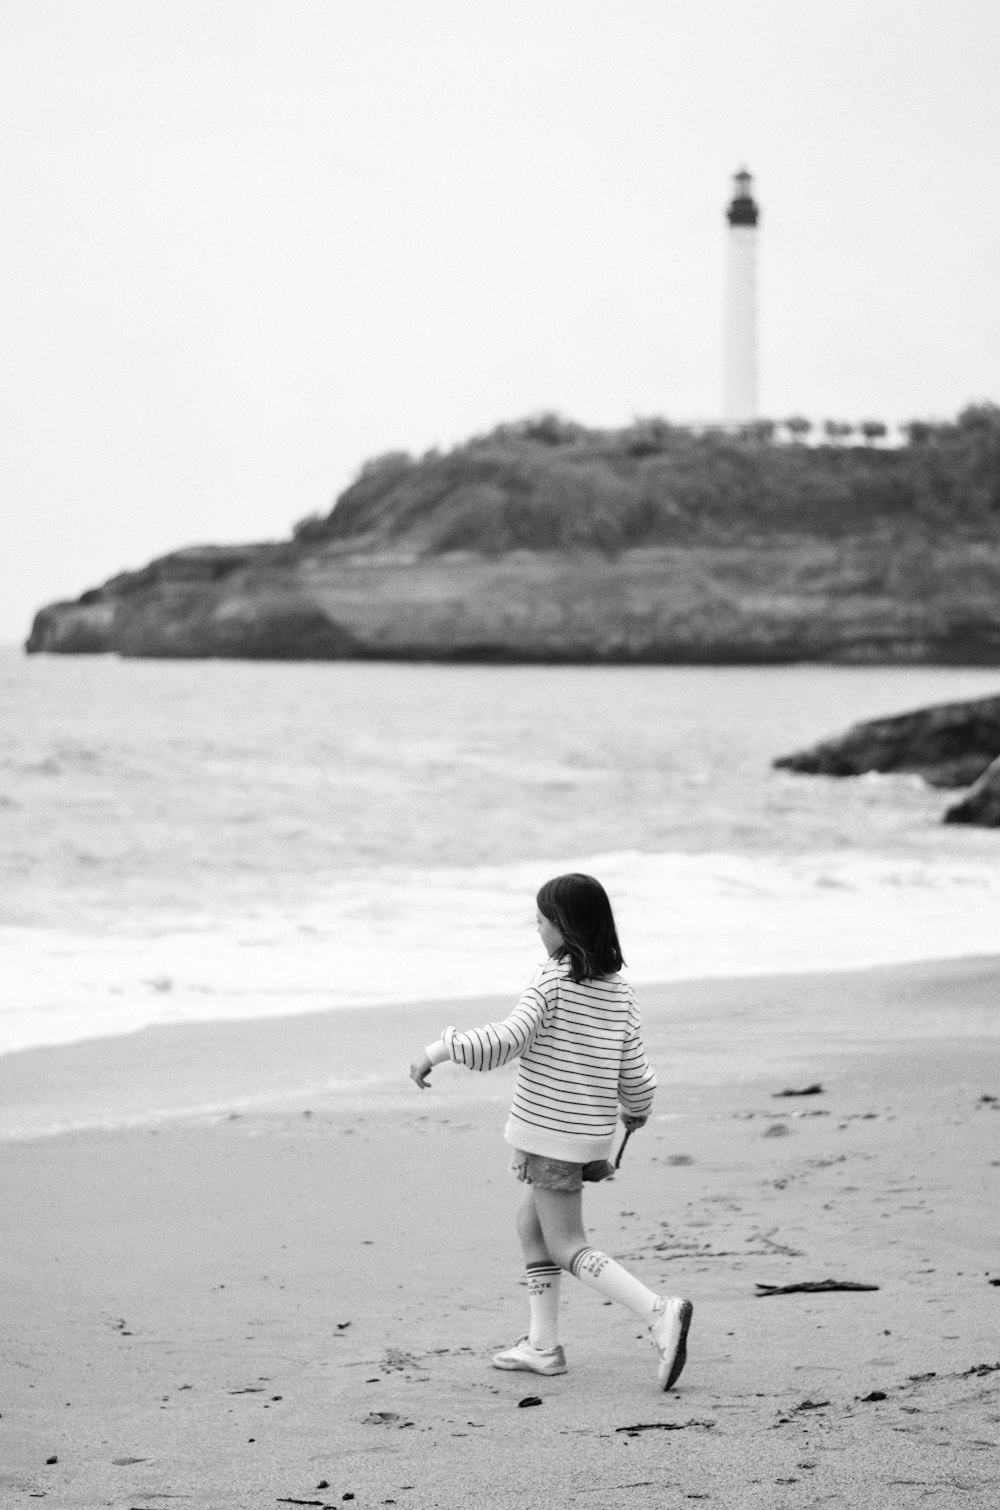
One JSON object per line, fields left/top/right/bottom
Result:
{"left": 2, "top": 957, "right": 998, "bottom": 1509}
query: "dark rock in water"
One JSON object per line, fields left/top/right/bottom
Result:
{"left": 943, "top": 754, "right": 1000, "bottom": 826}
{"left": 774, "top": 695, "right": 1000, "bottom": 788}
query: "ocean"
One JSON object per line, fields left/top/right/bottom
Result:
{"left": 2, "top": 648, "right": 998, "bottom": 1057}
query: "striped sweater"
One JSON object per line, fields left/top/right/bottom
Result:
{"left": 426, "top": 956, "right": 656, "bottom": 1163}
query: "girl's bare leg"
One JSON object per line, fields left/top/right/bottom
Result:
{"left": 512, "top": 1186, "right": 563, "bottom": 1350}
{"left": 530, "top": 1186, "right": 588, "bottom": 1270}
{"left": 515, "top": 1185, "right": 554, "bottom": 1266}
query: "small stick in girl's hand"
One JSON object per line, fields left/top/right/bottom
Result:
{"left": 614, "top": 1125, "right": 635, "bottom": 1170}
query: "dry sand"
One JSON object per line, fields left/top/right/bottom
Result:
{"left": 2, "top": 958, "right": 998, "bottom": 1509}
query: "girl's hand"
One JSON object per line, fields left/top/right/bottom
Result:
{"left": 410, "top": 1053, "right": 433, "bottom": 1090}
{"left": 621, "top": 1113, "right": 648, "bottom": 1132}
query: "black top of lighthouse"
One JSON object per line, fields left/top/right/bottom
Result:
{"left": 726, "top": 167, "right": 759, "bottom": 227}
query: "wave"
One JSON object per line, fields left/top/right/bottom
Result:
{"left": 2, "top": 848, "right": 999, "bottom": 1057}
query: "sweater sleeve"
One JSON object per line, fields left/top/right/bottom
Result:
{"left": 617, "top": 1003, "right": 657, "bottom": 1116}
{"left": 424, "top": 1037, "right": 451, "bottom": 1066}
{"left": 440, "top": 972, "right": 551, "bottom": 1073}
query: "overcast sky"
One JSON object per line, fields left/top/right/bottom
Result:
{"left": 2, "top": 0, "right": 998, "bottom": 643}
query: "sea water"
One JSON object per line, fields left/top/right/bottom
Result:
{"left": 1, "top": 648, "right": 998, "bottom": 1057}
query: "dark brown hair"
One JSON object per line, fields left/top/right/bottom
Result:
{"left": 536, "top": 872, "right": 625, "bottom": 983}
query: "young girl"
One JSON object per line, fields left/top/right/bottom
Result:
{"left": 410, "top": 872, "right": 692, "bottom": 1390}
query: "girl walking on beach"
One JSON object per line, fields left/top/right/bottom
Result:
{"left": 410, "top": 872, "right": 692, "bottom": 1389}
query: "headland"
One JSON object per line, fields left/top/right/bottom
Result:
{"left": 26, "top": 407, "right": 1000, "bottom": 665}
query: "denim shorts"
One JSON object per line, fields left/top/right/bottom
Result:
{"left": 510, "top": 1148, "right": 584, "bottom": 1193}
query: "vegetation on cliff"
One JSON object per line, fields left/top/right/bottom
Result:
{"left": 294, "top": 403, "right": 1000, "bottom": 553}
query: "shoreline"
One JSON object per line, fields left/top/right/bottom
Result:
{"left": 3, "top": 953, "right": 999, "bottom": 1142}
{"left": 3, "top": 951, "right": 998, "bottom": 1507}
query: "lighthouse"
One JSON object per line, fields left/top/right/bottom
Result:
{"left": 723, "top": 167, "right": 760, "bottom": 423}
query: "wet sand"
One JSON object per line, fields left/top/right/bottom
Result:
{"left": 2, "top": 957, "right": 999, "bottom": 1508}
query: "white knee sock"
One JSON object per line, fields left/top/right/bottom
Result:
{"left": 569, "top": 1247, "right": 659, "bottom": 1320}
{"left": 525, "top": 1261, "right": 561, "bottom": 1350}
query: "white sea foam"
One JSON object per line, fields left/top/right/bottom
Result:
{"left": 6, "top": 655, "right": 1000, "bottom": 1059}
{"left": 2, "top": 848, "right": 998, "bottom": 1056}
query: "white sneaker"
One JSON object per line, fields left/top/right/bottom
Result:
{"left": 492, "top": 1338, "right": 568, "bottom": 1376}
{"left": 649, "top": 1296, "right": 693, "bottom": 1389}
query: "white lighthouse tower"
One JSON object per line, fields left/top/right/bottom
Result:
{"left": 722, "top": 167, "right": 760, "bottom": 423}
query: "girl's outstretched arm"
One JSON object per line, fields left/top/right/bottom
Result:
{"left": 438, "top": 988, "right": 546, "bottom": 1072}
{"left": 415, "top": 972, "right": 551, "bottom": 1083}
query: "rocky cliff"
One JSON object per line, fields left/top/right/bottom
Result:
{"left": 26, "top": 407, "right": 1000, "bottom": 664}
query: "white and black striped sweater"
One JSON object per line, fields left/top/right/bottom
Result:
{"left": 426, "top": 957, "right": 656, "bottom": 1163}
